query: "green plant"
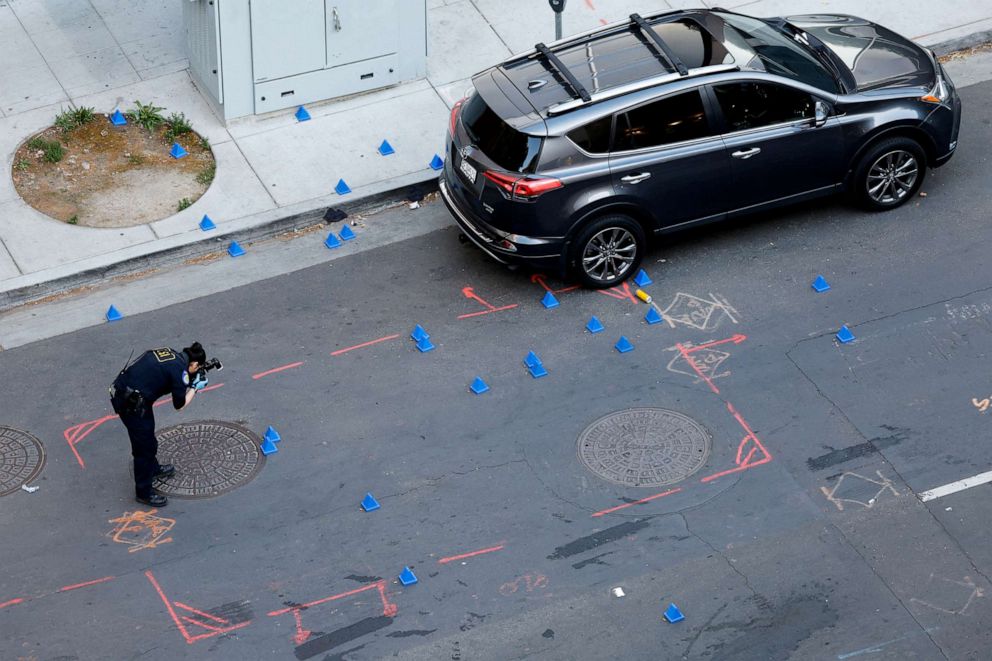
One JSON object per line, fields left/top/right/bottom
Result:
{"left": 27, "top": 136, "right": 47, "bottom": 151}
{"left": 42, "top": 141, "right": 65, "bottom": 163}
{"left": 67, "top": 215, "right": 78, "bottom": 224}
{"left": 14, "top": 159, "right": 29, "bottom": 171}
{"left": 54, "top": 108, "right": 77, "bottom": 133}
{"left": 177, "top": 198, "right": 192, "bottom": 211}
{"left": 127, "top": 100, "right": 165, "bottom": 132}
{"left": 195, "top": 162, "right": 216, "bottom": 186}
{"left": 167, "top": 112, "right": 192, "bottom": 135}
{"left": 70, "top": 106, "right": 95, "bottom": 126}
{"left": 127, "top": 154, "right": 145, "bottom": 165}
{"left": 199, "top": 136, "right": 210, "bottom": 151}
{"left": 54, "top": 106, "right": 96, "bottom": 133}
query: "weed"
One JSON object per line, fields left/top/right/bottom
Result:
{"left": 54, "top": 108, "right": 77, "bottom": 133}
{"left": 54, "top": 106, "right": 97, "bottom": 133}
{"left": 200, "top": 136, "right": 210, "bottom": 151}
{"left": 14, "top": 159, "right": 30, "bottom": 171}
{"left": 127, "top": 153, "right": 145, "bottom": 165}
{"left": 127, "top": 100, "right": 165, "bottom": 132}
{"left": 27, "top": 136, "right": 48, "bottom": 151}
{"left": 68, "top": 215, "right": 78, "bottom": 224}
{"left": 177, "top": 198, "right": 192, "bottom": 211}
{"left": 167, "top": 112, "right": 192, "bottom": 135}
{"left": 195, "top": 162, "right": 216, "bottom": 186}
{"left": 71, "top": 106, "right": 95, "bottom": 125}
{"left": 42, "top": 141, "right": 65, "bottom": 163}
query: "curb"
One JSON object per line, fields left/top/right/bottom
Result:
{"left": 930, "top": 30, "right": 992, "bottom": 57}
{"left": 0, "top": 175, "right": 439, "bottom": 312}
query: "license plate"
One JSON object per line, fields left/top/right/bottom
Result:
{"left": 459, "top": 157, "right": 477, "bottom": 184}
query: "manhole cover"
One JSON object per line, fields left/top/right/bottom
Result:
{"left": 0, "top": 427, "right": 46, "bottom": 496}
{"left": 578, "top": 409, "right": 711, "bottom": 487}
{"left": 151, "top": 421, "right": 265, "bottom": 499}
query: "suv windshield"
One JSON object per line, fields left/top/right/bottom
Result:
{"left": 715, "top": 12, "right": 840, "bottom": 93}
{"left": 462, "top": 93, "right": 542, "bottom": 173}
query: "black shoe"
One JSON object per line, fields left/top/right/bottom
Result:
{"left": 136, "top": 493, "right": 168, "bottom": 507}
{"left": 154, "top": 464, "right": 175, "bottom": 479}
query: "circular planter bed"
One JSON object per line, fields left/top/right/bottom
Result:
{"left": 11, "top": 103, "right": 216, "bottom": 228}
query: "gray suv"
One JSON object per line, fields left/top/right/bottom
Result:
{"left": 439, "top": 9, "right": 961, "bottom": 288}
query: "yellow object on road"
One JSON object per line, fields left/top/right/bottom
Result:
{"left": 635, "top": 289, "right": 652, "bottom": 304}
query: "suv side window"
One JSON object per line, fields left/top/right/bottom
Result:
{"left": 712, "top": 82, "right": 814, "bottom": 132}
{"left": 614, "top": 89, "right": 711, "bottom": 151}
{"left": 567, "top": 115, "right": 613, "bottom": 154}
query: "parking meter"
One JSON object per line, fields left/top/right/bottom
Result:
{"left": 549, "top": 0, "right": 566, "bottom": 39}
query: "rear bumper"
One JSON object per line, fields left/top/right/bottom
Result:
{"left": 439, "top": 173, "right": 563, "bottom": 271}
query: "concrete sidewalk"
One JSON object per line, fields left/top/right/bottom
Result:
{"left": 0, "top": 0, "right": 990, "bottom": 306}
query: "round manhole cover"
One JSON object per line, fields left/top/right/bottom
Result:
{"left": 578, "top": 409, "right": 711, "bottom": 487}
{"left": 151, "top": 421, "right": 265, "bottom": 499}
{"left": 0, "top": 427, "right": 46, "bottom": 496}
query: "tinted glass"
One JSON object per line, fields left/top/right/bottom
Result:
{"left": 568, "top": 115, "right": 613, "bottom": 153}
{"left": 713, "top": 82, "right": 813, "bottom": 132}
{"left": 715, "top": 13, "right": 840, "bottom": 93}
{"left": 614, "top": 90, "right": 710, "bottom": 151}
{"left": 462, "top": 93, "right": 542, "bottom": 173}
{"left": 651, "top": 19, "right": 734, "bottom": 69}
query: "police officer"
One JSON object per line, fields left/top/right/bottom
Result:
{"left": 110, "top": 342, "right": 209, "bottom": 506}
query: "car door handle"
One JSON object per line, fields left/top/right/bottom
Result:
{"left": 731, "top": 147, "right": 761, "bottom": 160}
{"left": 620, "top": 172, "right": 652, "bottom": 184}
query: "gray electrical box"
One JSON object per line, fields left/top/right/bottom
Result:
{"left": 183, "top": 0, "right": 427, "bottom": 122}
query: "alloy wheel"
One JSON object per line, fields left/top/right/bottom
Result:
{"left": 866, "top": 150, "right": 918, "bottom": 205}
{"left": 582, "top": 227, "right": 637, "bottom": 283}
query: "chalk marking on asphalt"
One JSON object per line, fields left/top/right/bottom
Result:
{"left": 58, "top": 576, "right": 115, "bottom": 592}
{"left": 591, "top": 488, "right": 682, "bottom": 517}
{"left": 252, "top": 361, "right": 305, "bottom": 380}
{"left": 331, "top": 334, "right": 400, "bottom": 356}
{"left": 0, "top": 597, "right": 24, "bottom": 609}
{"left": 438, "top": 544, "right": 505, "bottom": 564}
{"left": 918, "top": 470, "right": 992, "bottom": 502}
{"left": 836, "top": 627, "right": 939, "bottom": 659}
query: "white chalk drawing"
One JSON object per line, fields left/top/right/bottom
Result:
{"left": 820, "top": 470, "right": 899, "bottom": 511}
{"left": 910, "top": 574, "right": 985, "bottom": 615}
{"left": 660, "top": 293, "right": 739, "bottom": 331}
{"left": 946, "top": 301, "right": 992, "bottom": 322}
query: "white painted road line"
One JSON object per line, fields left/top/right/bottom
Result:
{"left": 918, "top": 470, "right": 992, "bottom": 502}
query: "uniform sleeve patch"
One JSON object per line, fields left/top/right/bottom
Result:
{"left": 153, "top": 348, "right": 177, "bottom": 362}
{"left": 182, "top": 371, "right": 190, "bottom": 385}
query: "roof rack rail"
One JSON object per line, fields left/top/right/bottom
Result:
{"left": 629, "top": 13, "right": 688, "bottom": 76}
{"left": 534, "top": 42, "right": 591, "bottom": 102}
{"left": 546, "top": 63, "right": 738, "bottom": 116}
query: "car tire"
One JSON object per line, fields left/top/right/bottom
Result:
{"left": 568, "top": 214, "right": 646, "bottom": 289}
{"left": 851, "top": 137, "right": 927, "bottom": 211}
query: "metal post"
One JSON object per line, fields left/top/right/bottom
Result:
{"left": 555, "top": 13, "right": 562, "bottom": 40}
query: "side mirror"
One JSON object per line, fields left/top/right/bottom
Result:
{"left": 814, "top": 100, "right": 829, "bottom": 127}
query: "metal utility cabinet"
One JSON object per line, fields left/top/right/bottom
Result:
{"left": 183, "top": 0, "right": 427, "bottom": 121}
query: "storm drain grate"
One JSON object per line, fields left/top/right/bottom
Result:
{"left": 0, "top": 426, "right": 45, "bottom": 496}
{"left": 149, "top": 421, "right": 265, "bottom": 499}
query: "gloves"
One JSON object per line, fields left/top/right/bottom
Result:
{"left": 191, "top": 371, "right": 208, "bottom": 391}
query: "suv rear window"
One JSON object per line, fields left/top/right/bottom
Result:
{"left": 462, "top": 93, "right": 542, "bottom": 173}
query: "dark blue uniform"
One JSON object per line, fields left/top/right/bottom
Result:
{"left": 111, "top": 348, "right": 189, "bottom": 499}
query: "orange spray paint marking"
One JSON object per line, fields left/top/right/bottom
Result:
{"left": 591, "top": 487, "right": 682, "bottom": 517}
{"left": 0, "top": 598, "right": 25, "bottom": 609}
{"left": 267, "top": 580, "right": 397, "bottom": 645}
{"left": 458, "top": 286, "right": 518, "bottom": 319}
{"left": 438, "top": 544, "right": 505, "bottom": 564}
{"left": 58, "top": 576, "right": 114, "bottom": 592}
{"left": 530, "top": 274, "right": 580, "bottom": 296}
{"left": 145, "top": 571, "right": 251, "bottom": 644}
{"left": 596, "top": 281, "right": 638, "bottom": 304}
{"left": 331, "top": 334, "right": 400, "bottom": 356}
{"left": 700, "top": 402, "right": 773, "bottom": 483}
{"left": 108, "top": 509, "right": 175, "bottom": 552}
{"left": 252, "top": 362, "right": 305, "bottom": 380}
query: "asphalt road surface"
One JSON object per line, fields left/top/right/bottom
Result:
{"left": 2, "top": 81, "right": 992, "bottom": 661}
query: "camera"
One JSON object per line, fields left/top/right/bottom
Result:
{"left": 192, "top": 357, "right": 223, "bottom": 382}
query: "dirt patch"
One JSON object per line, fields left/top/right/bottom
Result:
{"left": 939, "top": 41, "right": 992, "bottom": 63}
{"left": 11, "top": 114, "right": 216, "bottom": 227}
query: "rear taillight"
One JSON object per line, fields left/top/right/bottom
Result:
{"left": 449, "top": 98, "right": 466, "bottom": 135}
{"left": 483, "top": 171, "right": 562, "bottom": 200}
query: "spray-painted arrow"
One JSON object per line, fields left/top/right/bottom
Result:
{"left": 683, "top": 334, "right": 747, "bottom": 354}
